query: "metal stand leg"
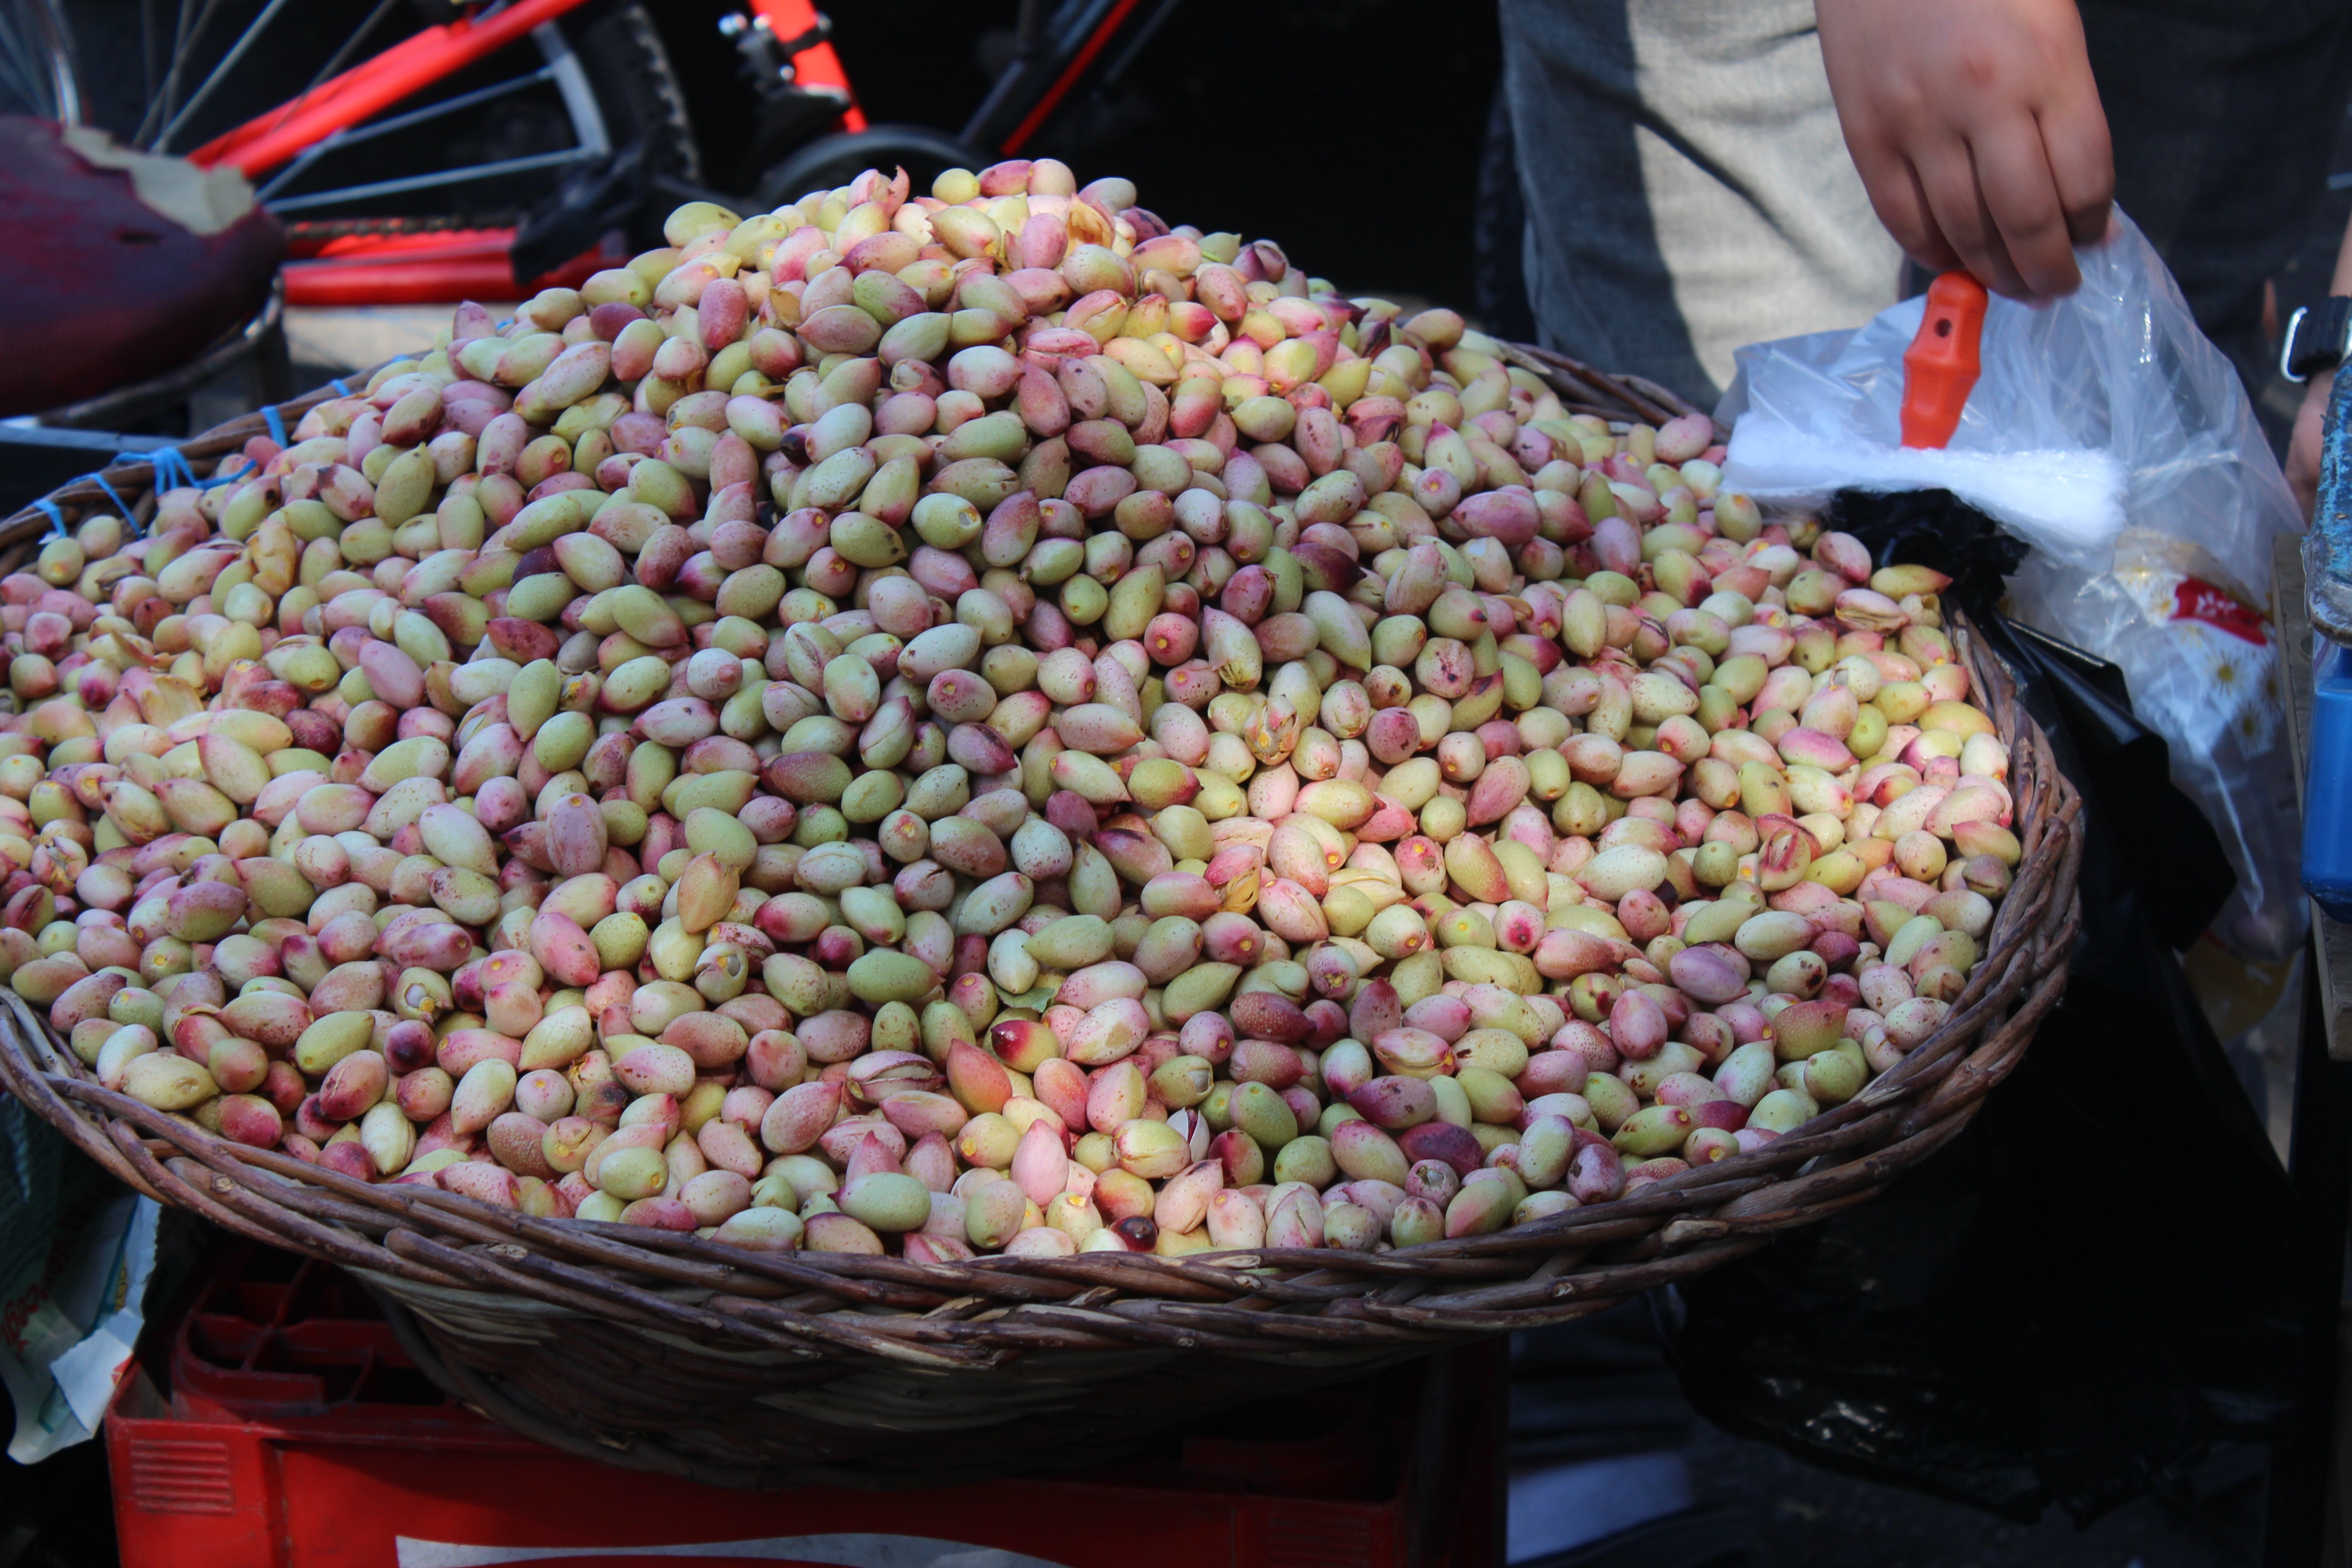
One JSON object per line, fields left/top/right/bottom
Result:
{"left": 2266, "top": 931, "right": 2352, "bottom": 1566}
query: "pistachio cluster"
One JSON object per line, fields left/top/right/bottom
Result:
{"left": 7, "top": 162, "right": 2015, "bottom": 1261}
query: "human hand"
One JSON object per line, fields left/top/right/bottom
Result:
{"left": 2290, "top": 374, "right": 2332, "bottom": 519}
{"left": 1817, "top": 0, "right": 2114, "bottom": 301}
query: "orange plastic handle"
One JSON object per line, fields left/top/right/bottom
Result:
{"left": 1900, "top": 272, "right": 1989, "bottom": 449}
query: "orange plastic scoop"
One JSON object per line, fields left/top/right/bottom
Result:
{"left": 1900, "top": 272, "right": 1988, "bottom": 449}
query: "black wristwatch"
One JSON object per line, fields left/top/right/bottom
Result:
{"left": 2283, "top": 297, "right": 2352, "bottom": 382}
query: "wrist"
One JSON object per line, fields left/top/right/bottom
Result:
{"left": 2283, "top": 297, "right": 2352, "bottom": 383}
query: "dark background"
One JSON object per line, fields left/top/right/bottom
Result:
{"left": 659, "top": 0, "right": 1504, "bottom": 310}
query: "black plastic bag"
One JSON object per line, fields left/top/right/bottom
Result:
{"left": 1662, "top": 492, "right": 2325, "bottom": 1523}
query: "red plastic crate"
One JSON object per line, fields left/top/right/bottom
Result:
{"left": 107, "top": 1245, "right": 1503, "bottom": 1568}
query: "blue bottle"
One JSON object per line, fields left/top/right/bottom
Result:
{"left": 2305, "top": 642, "right": 2352, "bottom": 921}
{"left": 2303, "top": 363, "right": 2352, "bottom": 921}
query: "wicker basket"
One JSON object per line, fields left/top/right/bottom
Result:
{"left": 0, "top": 368, "right": 2081, "bottom": 1490}
{"left": 1494, "top": 340, "right": 1730, "bottom": 445}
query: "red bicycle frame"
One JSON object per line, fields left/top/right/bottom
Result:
{"left": 188, "top": 0, "right": 864, "bottom": 304}
{"left": 999, "top": 0, "right": 1138, "bottom": 157}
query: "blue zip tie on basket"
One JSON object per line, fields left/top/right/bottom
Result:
{"left": 329, "top": 378, "right": 350, "bottom": 395}
{"left": 152, "top": 446, "right": 259, "bottom": 496}
{"left": 37, "top": 470, "right": 126, "bottom": 540}
{"left": 26, "top": 416, "right": 274, "bottom": 540}
{"left": 90, "top": 470, "right": 131, "bottom": 516}
{"left": 147, "top": 446, "right": 199, "bottom": 494}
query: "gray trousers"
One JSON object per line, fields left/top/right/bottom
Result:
{"left": 1501, "top": 0, "right": 2352, "bottom": 411}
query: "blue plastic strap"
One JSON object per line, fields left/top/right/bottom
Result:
{"left": 88, "top": 471, "right": 131, "bottom": 519}
{"left": 263, "top": 404, "right": 287, "bottom": 446}
{"left": 24, "top": 441, "right": 262, "bottom": 544}
{"left": 147, "top": 446, "right": 198, "bottom": 493}
{"left": 329, "top": 378, "right": 351, "bottom": 395}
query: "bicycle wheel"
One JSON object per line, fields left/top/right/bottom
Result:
{"left": 750, "top": 123, "right": 991, "bottom": 211}
{"left": 31, "top": 0, "right": 696, "bottom": 252}
{"left": 0, "top": 0, "right": 75, "bottom": 120}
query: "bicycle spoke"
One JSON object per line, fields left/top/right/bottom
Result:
{"left": 256, "top": 64, "right": 561, "bottom": 201}
{"left": 166, "top": 0, "right": 191, "bottom": 65}
{"left": 140, "top": 0, "right": 159, "bottom": 108}
{"left": 1054, "top": 0, "right": 1122, "bottom": 54}
{"left": 0, "top": 9, "right": 39, "bottom": 89}
{"left": 155, "top": 0, "right": 295, "bottom": 153}
{"left": 963, "top": 0, "right": 1120, "bottom": 147}
{"left": 535, "top": 22, "right": 607, "bottom": 158}
{"left": 38, "top": 0, "right": 74, "bottom": 120}
{"left": 265, "top": 148, "right": 594, "bottom": 214}
{"left": 0, "top": 32, "right": 44, "bottom": 114}
{"left": 133, "top": 0, "right": 221, "bottom": 147}
{"left": 302, "top": 0, "right": 404, "bottom": 96}
{"left": 0, "top": 4, "right": 44, "bottom": 107}
{"left": 1098, "top": 0, "right": 1181, "bottom": 88}
{"left": 245, "top": 0, "right": 406, "bottom": 150}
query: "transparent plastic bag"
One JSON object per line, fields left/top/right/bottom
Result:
{"left": 1719, "top": 211, "right": 2307, "bottom": 959}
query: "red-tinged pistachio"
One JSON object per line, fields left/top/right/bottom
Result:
{"left": 1608, "top": 990, "right": 1670, "bottom": 1062}
{"left": 317, "top": 1049, "right": 389, "bottom": 1122}
{"left": 1062, "top": 997, "right": 1148, "bottom": 1066}
{"left": 1396, "top": 1119, "right": 1484, "bottom": 1177}
{"left": 760, "top": 1081, "right": 840, "bottom": 1155}
{"left": 163, "top": 880, "right": 245, "bottom": 942}
{"left": 1662, "top": 942, "right": 1746, "bottom": 1004}
{"left": 836, "top": 1170, "right": 931, "bottom": 1232}
{"left": 1768, "top": 999, "right": 1849, "bottom": 1061}
{"left": 1330, "top": 1119, "right": 1411, "bottom": 1186}
{"left": 448, "top": 1058, "right": 519, "bottom": 1135}
{"left": 1228, "top": 1038, "right": 1304, "bottom": 1090}
{"left": 1773, "top": 724, "right": 1854, "bottom": 773}
{"left": 1834, "top": 588, "right": 1908, "bottom": 632}
{"left": 214, "top": 1093, "right": 282, "bottom": 1148}
{"left": 954, "top": 1178, "right": 1023, "bottom": 1250}
{"left": 1806, "top": 529, "right": 1870, "bottom": 584}
{"left": 847, "top": 1049, "right": 945, "bottom": 1105}
{"left": 989, "top": 1017, "right": 1062, "bottom": 1073}
{"left": 1709, "top": 1038, "right": 1779, "bottom": 1107}
{"left": 1438, "top": 1179, "right": 1511, "bottom": 1240}
{"left": 48, "top": 970, "right": 124, "bottom": 1035}
{"left": 1653, "top": 1070, "right": 1729, "bottom": 1111}
{"left": 1926, "top": 784, "right": 2008, "bottom": 838}
{"left": 1201, "top": 1186, "right": 1263, "bottom": 1250}
{"left": 1952, "top": 819, "right": 2023, "bottom": 866}
{"left": 788, "top": 1210, "right": 878, "bottom": 1254}
{"left": 938, "top": 1040, "right": 1008, "bottom": 1115}
{"left": 1260, "top": 1186, "right": 1322, "bottom": 1250}
{"left": 1348, "top": 1074, "right": 1437, "bottom": 1130}
{"left": 1102, "top": 1117, "right": 1184, "bottom": 1181}
{"left": 1609, "top": 1102, "right": 1694, "bottom": 1158}
{"left": 1003, "top": 1116, "right": 1064, "bottom": 1205}
{"left": 526, "top": 907, "right": 601, "bottom": 987}
{"left": 1153, "top": 1158, "right": 1223, "bottom": 1234}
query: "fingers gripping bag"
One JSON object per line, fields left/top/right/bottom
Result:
{"left": 1718, "top": 211, "right": 2306, "bottom": 959}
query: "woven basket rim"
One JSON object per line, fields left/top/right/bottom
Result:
{"left": 0, "top": 367, "right": 2082, "bottom": 1456}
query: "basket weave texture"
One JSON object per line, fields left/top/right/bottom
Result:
{"left": 0, "top": 370, "right": 2081, "bottom": 1489}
